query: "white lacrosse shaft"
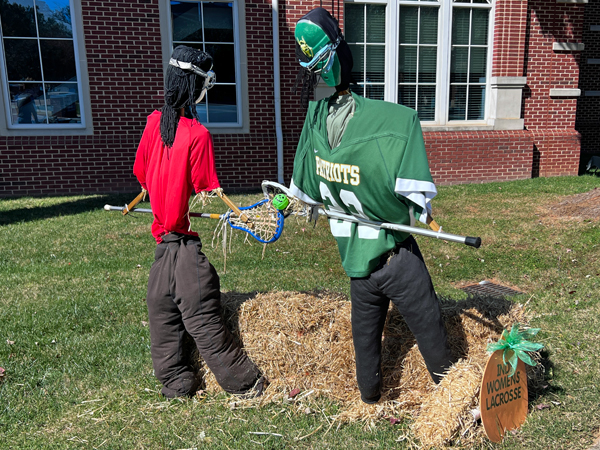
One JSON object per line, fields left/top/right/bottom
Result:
{"left": 260, "top": 180, "right": 481, "bottom": 248}
{"left": 321, "top": 209, "right": 481, "bottom": 248}
{"left": 103, "top": 205, "right": 221, "bottom": 220}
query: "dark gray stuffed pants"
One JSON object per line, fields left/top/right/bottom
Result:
{"left": 146, "top": 233, "right": 261, "bottom": 398}
{"left": 350, "top": 236, "right": 455, "bottom": 403}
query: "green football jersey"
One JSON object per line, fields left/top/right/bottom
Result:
{"left": 290, "top": 93, "right": 437, "bottom": 277}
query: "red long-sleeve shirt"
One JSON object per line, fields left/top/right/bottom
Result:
{"left": 133, "top": 110, "right": 220, "bottom": 243}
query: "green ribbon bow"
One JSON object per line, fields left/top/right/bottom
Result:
{"left": 486, "top": 323, "right": 544, "bottom": 377}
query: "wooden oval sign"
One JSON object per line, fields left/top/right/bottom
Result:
{"left": 480, "top": 350, "right": 528, "bottom": 442}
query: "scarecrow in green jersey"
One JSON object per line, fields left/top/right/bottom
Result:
{"left": 290, "top": 7, "right": 456, "bottom": 404}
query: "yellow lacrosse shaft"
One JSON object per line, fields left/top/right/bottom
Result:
{"left": 426, "top": 216, "right": 441, "bottom": 232}
{"left": 216, "top": 191, "right": 254, "bottom": 229}
{"left": 122, "top": 189, "right": 147, "bottom": 215}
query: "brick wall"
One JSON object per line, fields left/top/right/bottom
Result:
{"left": 576, "top": 1, "right": 600, "bottom": 170}
{"left": 0, "top": 0, "right": 163, "bottom": 197}
{"left": 425, "top": 131, "right": 533, "bottom": 185}
{"left": 493, "top": 0, "right": 528, "bottom": 77}
{"left": 0, "top": 0, "right": 587, "bottom": 198}
{"left": 520, "top": 1, "right": 584, "bottom": 178}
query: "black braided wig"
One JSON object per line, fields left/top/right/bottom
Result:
{"left": 160, "top": 45, "right": 213, "bottom": 148}
{"left": 293, "top": 43, "right": 321, "bottom": 109}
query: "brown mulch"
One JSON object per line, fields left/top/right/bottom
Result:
{"left": 199, "top": 290, "right": 537, "bottom": 448}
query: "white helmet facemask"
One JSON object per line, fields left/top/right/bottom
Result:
{"left": 169, "top": 57, "right": 216, "bottom": 103}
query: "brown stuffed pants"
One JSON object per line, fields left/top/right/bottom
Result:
{"left": 146, "top": 232, "right": 261, "bottom": 398}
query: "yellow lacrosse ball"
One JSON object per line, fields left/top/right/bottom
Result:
{"left": 272, "top": 194, "right": 289, "bottom": 210}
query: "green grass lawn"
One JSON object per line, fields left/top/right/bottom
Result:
{"left": 1, "top": 175, "right": 599, "bottom": 449}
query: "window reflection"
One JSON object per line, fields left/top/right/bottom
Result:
{"left": 171, "top": 1, "right": 238, "bottom": 125}
{"left": 1, "top": 0, "right": 80, "bottom": 126}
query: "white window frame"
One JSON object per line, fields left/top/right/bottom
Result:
{"left": 0, "top": 0, "right": 92, "bottom": 136}
{"left": 345, "top": 0, "right": 496, "bottom": 130}
{"left": 160, "top": 0, "right": 249, "bottom": 134}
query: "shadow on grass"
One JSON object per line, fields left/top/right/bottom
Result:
{"left": 380, "top": 295, "right": 555, "bottom": 401}
{"left": 527, "top": 349, "right": 563, "bottom": 403}
{"left": 0, "top": 193, "right": 137, "bottom": 226}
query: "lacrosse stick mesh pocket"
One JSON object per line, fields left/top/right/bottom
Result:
{"left": 226, "top": 199, "right": 284, "bottom": 244}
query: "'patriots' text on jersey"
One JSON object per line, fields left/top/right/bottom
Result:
{"left": 315, "top": 156, "right": 360, "bottom": 185}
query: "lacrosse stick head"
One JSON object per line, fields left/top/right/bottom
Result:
{"left": 261, "top": 180, "right": 313, "bottom": 218}
{"left": 226, "top": 198, "right": 284, "bottom": 244}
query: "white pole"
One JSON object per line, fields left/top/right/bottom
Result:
{"left": 272, "top": 0, "right": 284, "bottom": 184}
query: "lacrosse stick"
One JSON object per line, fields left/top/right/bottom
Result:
{"left": 104, "top": 198, "right": 285, "bottom": 244}
{"left": 215, "top": 190, "right": 253, "bottom": 228}
{"left": 120, "top": 189, "right": 147, "bottom": 216}
{"left": 261, "top": 180, "right": 481, "bottom": 248}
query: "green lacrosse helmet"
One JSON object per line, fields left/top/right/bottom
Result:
{"left": 295, "top": 12, "right": 342, "bottom": 87}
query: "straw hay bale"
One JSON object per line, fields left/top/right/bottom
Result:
{"left": 411, "top": 359, "right": 484, "bottom": 448}
{"left": 200, "top": 290, "right": 531, "bottom": 447}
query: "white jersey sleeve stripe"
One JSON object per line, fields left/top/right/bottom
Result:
{"left": 394, "top": 178, "right": 437, "bottom": 224}
{"left": 289, "top": 179, "right": 322, "bottom": 205}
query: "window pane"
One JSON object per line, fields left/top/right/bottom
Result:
{"left": 419, "top": 47, "right": 437, "bottom": 83}
{"left": 361, "top": 84, "right": 384, "bottom": 101}
{"left": 46, "top": 82, "right": 80, "bottom": 123}
{"left": 399, "top": 7, "right": 418, "bottom": 44}
{"left": 37, "top": 0, "right": 72, "bottom": 38}
{"left": 399, "top": 85, "right": 416, "bottom": 110}
{"left": 467, "top": 86, "right": 485, "bottom": 120}
{"left": 469, "top": 47, "right": 487, "bottom": 83}
{"left": 203, "top": 3, "right": 233, "bottom": 42}
{"left": 417, "top": 85, "right": 436, "bottom": 121}
{"left": 0, "top": 0, "right": 36, "bottom": 37}
{"left": 399, "top": 46, "right": 417, "bottom": 83}
{"left": 399, "top": 5, "right": 438, "bottom": 118}
{"left": 4, "top": 39, "right": 42, "bottom": 80}
{"left": 471, "top": 9, "right": 488, "bottom": 45}
{"left": 345, "top": 3, "right": 386, "bottom": 100}
{"left": 449, "top": 85, "right": 466, "bottom": 120}
{"left": 344, "top": 4, "right": 364, "bottom": 43}
{"left": 206, "top": 84, "right": 237, "bottom": 122}
{"left": 349, "top": 43, "right": 364, "bottom": 84}
{"left": 352, "top": 84, "right": 364, "bottom": 97}
{"left": 450, "top": 46, "right": 468, "bottom": 83}
{"left": 9, "top": 82, "right": 43, "bottom": 124}
{"left": 452, "top": 8, "right": 470, "bottom": 45}
{"left": 366, "top": 45, "right": 385, "bottom": 83}
{"left": 205, "top": 43, "right": 235, "bottom": 83}
{"left": 194, "top": 96, "right": 208, "bottom": 122}
{"left": 420, "top": 7, "right": 438, "bottom": 45}
{"left": 172, "top": 2, "right": 203, "bottom": 42}
{"left": 171, "top": 1, "right": 238, "bottom": 124}
{"left": 366, "top": 5, "right": 385, "bottom": 44}
{"left": 1, "top": 1, "right": 81, "bottom": 128}
{"left": 40, "top": 40, "right": 76, "bottom": 81}
{"left": 449, "top": 4, "right": 489, "bottom": 121}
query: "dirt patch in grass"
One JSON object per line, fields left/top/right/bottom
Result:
{"left": 545, "top": 188, "right": 600, "bottom": 221}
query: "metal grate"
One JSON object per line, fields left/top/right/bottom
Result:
{"left": 460, "top": 281, "right": 523, "bottom": 298}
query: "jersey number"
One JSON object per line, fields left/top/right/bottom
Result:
{"left": 319, "top": 182, "right": 380, "bottom": 239}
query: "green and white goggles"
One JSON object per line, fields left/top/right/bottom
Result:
{"left": 169, "top": 57, "right": 216, "bottom": 103}
{"left": 299, "top": 37, "right": 340, "bottom": 75}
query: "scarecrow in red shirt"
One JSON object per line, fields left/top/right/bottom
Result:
{"left": 134, "top": 45, "right": 264, "bottom": 399}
